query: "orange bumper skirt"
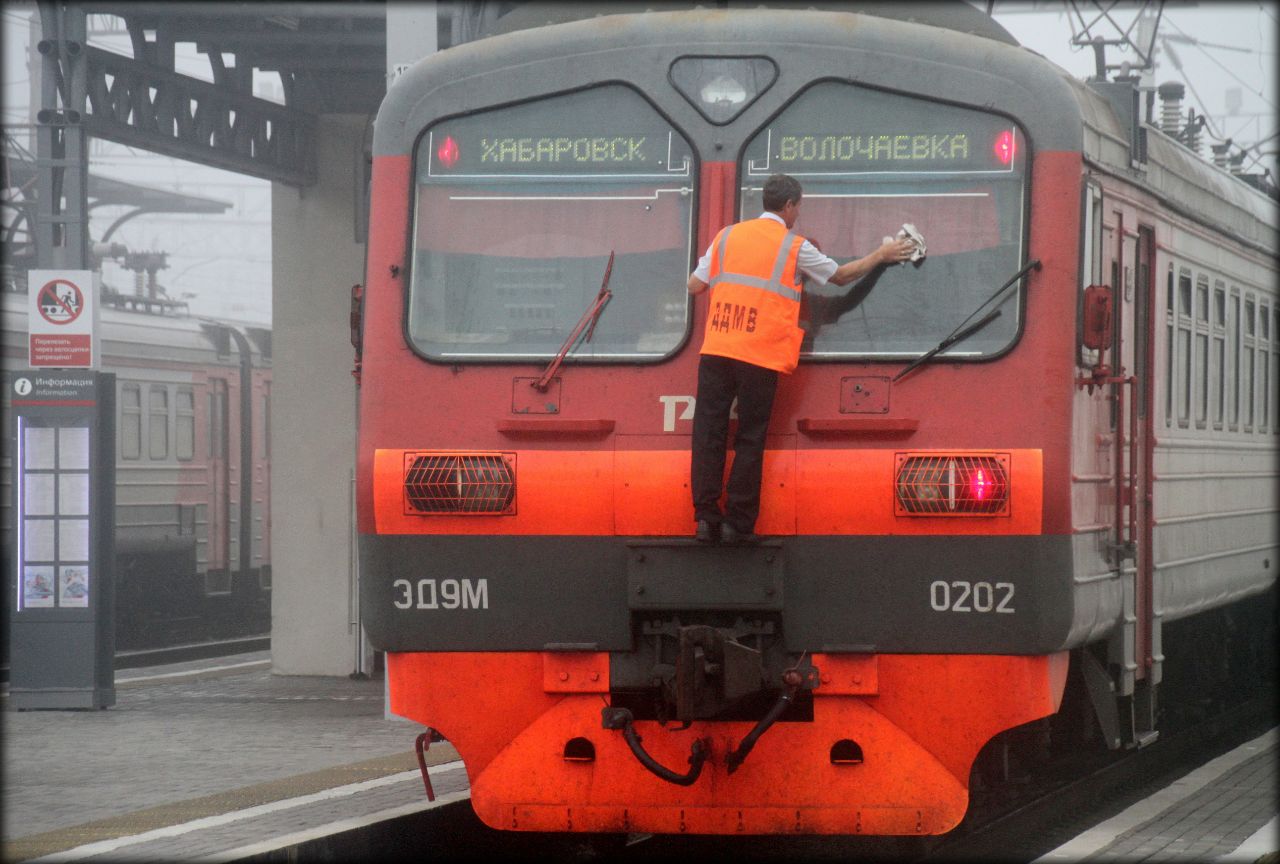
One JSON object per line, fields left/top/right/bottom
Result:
{"left": 388, "top": 651, "right": 1067, "bottom": 835}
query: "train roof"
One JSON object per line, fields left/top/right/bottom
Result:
{"left": 378, "top": 5, "right": 1277, "bottom": 256}
{"left": 1062, "top": 73, "right": 1278, "bottom": 255}
{"left": 1, "top": 289, "right": 271, "bottom": 365}
{"left": 482, "top": 1, "right": 1020, "bottom": 46}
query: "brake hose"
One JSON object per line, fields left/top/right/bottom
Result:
{"left": 601, "top": 706, "right": 709, "bottom": 786}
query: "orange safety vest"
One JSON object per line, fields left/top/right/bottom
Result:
{"left": 699, "top": 217, "right": 806, "bottom": 374}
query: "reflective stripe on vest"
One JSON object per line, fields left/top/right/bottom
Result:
{"left": 699, "top": 218, "right": 806, "bottom": 374}
{"left": 708, "top": 225, "right": 803, "bottom": 302}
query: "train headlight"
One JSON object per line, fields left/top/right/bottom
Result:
{"left": 670, "top": 56, "right": 777, "bottom": 125}
{"left": 404, "top": 453, "right": 515, "bottom": 514}
{"left": 895, "top": 453, "right": 1010, "bottom": 516}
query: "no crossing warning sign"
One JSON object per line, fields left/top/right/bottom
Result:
{"left": 36, "top": 279, "right": 85, "bottom": 325}
{"left": 28, "top": 270, "right": 98, "bottom": 368}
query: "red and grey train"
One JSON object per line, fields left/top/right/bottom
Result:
{"left": 2, "top": 288, "right": 272, "bottom": 648}
{"left": 355, "top": 2, "right": 1278, "bottom": 836}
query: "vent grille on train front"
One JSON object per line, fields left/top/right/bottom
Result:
{"left": 403, "top": 453, "right": 516, "bottom": 515}
{"left": 894, "top": 454, "right": 1010, "bottom": 516}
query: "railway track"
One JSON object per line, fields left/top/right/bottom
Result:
{"left": 0, "top": 634, "right": 270, "bottom": 685}
{"left": 923, "top": 690, "right": 1277, "bottom": 862}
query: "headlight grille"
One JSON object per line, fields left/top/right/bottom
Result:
{"left": 895, "top": 454, "right": 1010, "bottom": 516}
{"left": 404, "top": 453, "right": 515, "bottom": 514}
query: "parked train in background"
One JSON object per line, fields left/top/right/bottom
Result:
{"left": 355, "top": 0, "right": 1277, "bottom": 838}
{"left": 2, "top": 286, "right": 272, "bottom": 651}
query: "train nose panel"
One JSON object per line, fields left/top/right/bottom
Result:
{"left": 470, "top": 695, "right": 970, "bottom": 835}
{"left": 388, "top": 651, "right": 1068, "bottom": 836}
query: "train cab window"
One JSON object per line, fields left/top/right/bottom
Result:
{"left": 1213, "top": 282, "right": 1226, "bottom": 429}
{"left": 121, "top": 384, "right": 141, "bottom": 460}
{"left": 408, "top": 85, "right": 696, "bottom": 362}
{"left": 739, "top": 81, "right": 1028, "bottom": 359}
{"left": 176, "top": 387, "right": 195, "bottom": 461}
{"left": 1078, "top": 183, "right": 1104, "bottom": 369}
{"left": 149, "top": 385, "right": 169, "bottom": 460}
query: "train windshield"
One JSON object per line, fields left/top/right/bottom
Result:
{"left": 408, "top": 85, "right": 696, "bottom": 361}
{"left": 741, "top": 82, "right": 1028, "bottom": 359}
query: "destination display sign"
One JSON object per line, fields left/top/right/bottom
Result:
{"left": 750, "top": 126, "right": 1019, "bottom": 174}
{"left": 745, "top": 82, "right": 1025, "bottom": 176}
{"left": 420, "top": 85, "right": 692, "bottom": 179}
{"left": 428, "top": 131, "right": 672, "bottom": 174}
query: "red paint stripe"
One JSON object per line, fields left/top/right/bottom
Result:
{"left": 13, "top": 400, "right": 96, "bottom": 407}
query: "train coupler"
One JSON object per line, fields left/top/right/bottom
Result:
{"left": 414, "top": 729, "right": 437, "bottom": 801}
{"left": 602, "top": 706, "right": 710, "bottom": 786}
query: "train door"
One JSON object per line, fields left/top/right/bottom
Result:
{"left": 1111, "top": 213, "right": 1159, "bottom": 746}
{"left": 207, "top": 377, "right": 231, "bottom": 593}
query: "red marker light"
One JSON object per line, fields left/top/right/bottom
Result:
{"left": 437, "top": 135, "right": 459, "bottom": 169}
{"left": 971, "top": 467, "right": 989, "bottom": 500}
{"left": 994, "top": 130, "right": 1015, "bottom": 166}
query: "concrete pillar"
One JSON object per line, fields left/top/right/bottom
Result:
{"left": 270, "top": 114, "right": 365, "bottom": 676}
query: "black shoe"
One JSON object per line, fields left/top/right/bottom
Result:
{"left": 695, "top": 520, "right": 719, "bottom": 543}
{"left": 720, "top": 524, "right": 760, "bottom": 545}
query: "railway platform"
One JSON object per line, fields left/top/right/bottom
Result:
{"left": 1033, "top": 727, "right": 1278, "bottom": 863}
{"left": 3, "top": 651, "right": 1275, "bottom": 862}
{"left": 1, "top": 652, "right": 463, "bottom": 862}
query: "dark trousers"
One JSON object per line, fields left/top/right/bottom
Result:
{"left": 691, "top": 354, "right": 779, "bottom": 532}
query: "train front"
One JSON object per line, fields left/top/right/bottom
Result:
{"left": 357, "top": 8, "right": 1083, "bottom": 836}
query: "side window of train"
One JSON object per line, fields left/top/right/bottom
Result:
{"left": 1229, "top": 289, "right": 1241, "bottom": 431}
{"left": 1259, "top": 300, "right": 1271, "bottom": 433}
{"left": 1194, "top": 274, "right": 1209, "bottom": 429}
{"left": 121, "top": 384, "right": 141, "bottom": 460}
{"left": 262, "top": 389, "right": 270, "bottom": 459}
{"left": 149, "top": 385, "right": 169, "bottom": 460}
{"left": 1213, "top": 282, "right": 1226, "bottom": 430}
{"left": 1272, "top": 307, "right": 1280, "bottom": 436}
{"left": 1273, "top": 307, "right": 1279, "bottom": 437}
{"left": 1165, "top": 265, "right": 1174, "bottom": 427}
{"left": 1176, "top": 268, "right": 1192, "bottom": 428}
{"left": 1243, "top": 295, "right": 1256, "bottom": 432}
{"left": 176, "top": 387, "right": 195, "bottom": 461}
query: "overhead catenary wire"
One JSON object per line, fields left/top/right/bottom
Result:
{"left": 1163, "top": 17, "right": 1276, "bottom": 110}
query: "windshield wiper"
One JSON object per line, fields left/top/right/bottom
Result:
{"left": 533, "top": 251, "right": 614, "bottom": 392}
{"left": 892, "top": 258, "right": 1041, "bottom": 383}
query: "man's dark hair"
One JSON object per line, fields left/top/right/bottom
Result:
{"left": 762, "top": 174, "right": 803, "bottom": 212}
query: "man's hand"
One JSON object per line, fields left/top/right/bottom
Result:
{"left": 876, "top": 237, "right": 917, "bottom": 265}
{"left": 828, "top": 237, "right": 918, "bottom": 286}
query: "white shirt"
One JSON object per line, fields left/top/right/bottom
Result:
{"left": 690, "top": 212, "right": 840, "bottom": 287}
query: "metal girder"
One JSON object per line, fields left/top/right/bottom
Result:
{"left": 82, "top": 45, "right": 317, "bottom": 186}
{"left": 194, "top": 31, "right": 385, "bottom": 48}
{"left": 241, "top": 53, "right": 378, "bottom": 72}
{"left": 35, "top": 1, "right": 90, "bottom": 270}
{"left": 84, "top": 2, "right": 386, "bottom": 21}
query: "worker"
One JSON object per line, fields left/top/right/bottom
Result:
{"left": 687, "top": 173, "right": 916, "bottom": 543}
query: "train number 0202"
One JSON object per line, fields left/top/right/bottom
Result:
{"left": 393, "top": 578, "right": 489, "bottom": 610}
{"left": 929, "top": 580, "right": 1014, "bottom": 613}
